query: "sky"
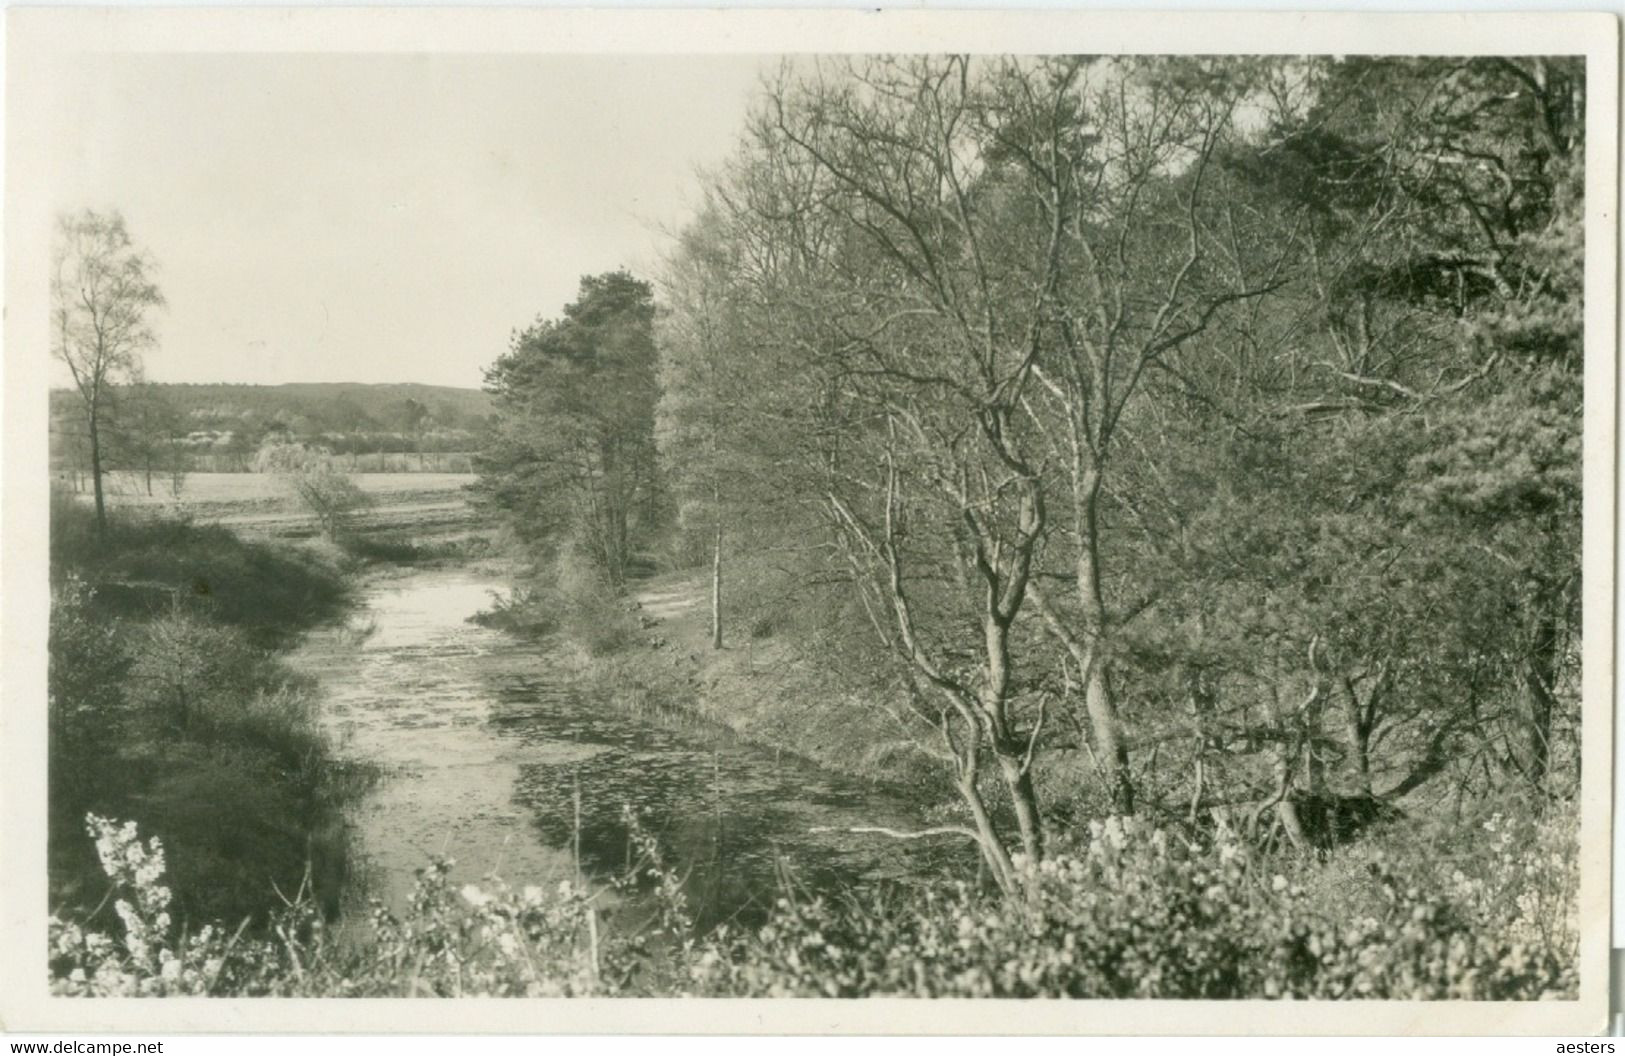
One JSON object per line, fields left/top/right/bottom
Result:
{"left": 45, "top": 53, "right": 772, "bottom": 389}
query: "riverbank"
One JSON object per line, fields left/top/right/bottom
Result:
{"left": 527, "top": 567, "right": 954, "bottom": 808}
{"left": 48, "top": 533, "right": 1581, "bottom": 1000}
{"left": 294, "top": 561, "right": 959, "bottom": 934}
{"left": 48, "top": 496, "right": 374, "bottom": 929}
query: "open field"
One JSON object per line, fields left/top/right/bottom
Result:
{"left": 64, "top": 470, "right": 482, "bottom": 541}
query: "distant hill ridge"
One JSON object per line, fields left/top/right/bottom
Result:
{"left": 146, "top": 381, "right": 492, "bottom": 421}
{"left": 53, "top": 381, "right": 494, "bottom": 436}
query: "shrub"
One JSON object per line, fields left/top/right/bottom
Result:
{"left": 50, "top": 814, "right": 665, "bottom": 997}
{"left": 52, "top": 500, "right": 350, "bottom": 648}
{"left": 49, "top": 486, "right": 102, "bottom": 566}
{"left": 1290, "top": 795, "right": 1580, "bottom": 969}
{"left": 469, "top": 584, "right": 559, "bottom": 637}
{"left": 129, "top": 611, "right": 294, "bottom": 734}
{"left": 554, "top": 550, "right": 638, "bottom": 656}
{"left": 49, "top": 576, "right": 131, "bottom": 769}
{"left": 254, "top": 440, "right": 372, "bottom": 539}
{"left": 693, "top": 817, "right": 1579, "bottom": 1000}
{"left": 49, "top": 500, "right": 368, "bottom": 937}
{"left": 49, "top": 578, "right": 138, "bottom": 915}
{"left": 51, "top": 811, "right": 1578, "bottom": 1000}
{"left": 1435, "top": 804, "right": 1579, "bottom": 959}
{"left": 478, "top": 548, "right": 639, "bottom": 655}
{"left": 49, "top": 520, "right": 366, "bottom": 929}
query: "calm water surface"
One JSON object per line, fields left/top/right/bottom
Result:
{"left": 292, "top": 567, "right": 957, "bottom": 929}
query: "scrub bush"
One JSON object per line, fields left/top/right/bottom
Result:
{"left": 694, "top": 815, "right": 1578, "bottom": 1000}
{"left": 51, "top": 811, "right": 1577, "bottom": 1000}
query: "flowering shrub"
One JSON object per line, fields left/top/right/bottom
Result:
{"left": 336, "top": 863, "right": 609, "bottom": 997}
{"left": 51, "top": 816, "right": 233, "bottom": 996}
{"left": 50, "top": 812, "right": 687, "bottom": 997}
{"left": 50, "top": 812, "right": 1577, "bottom": 999}
{"left": 254, "top": 440, "right": 371, "bottom": 539}
{"left": 1441, "top": 808, "right": 1579, "bottom": 957}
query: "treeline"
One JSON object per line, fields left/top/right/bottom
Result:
{"left": 50, "top": 381, "right": 492, "bottom": 484}
{"left": 147, "top": 381, "right": 493, "bottom": 431}
{"left": 478, "top": 56, "right": 1583, "bottom": 893}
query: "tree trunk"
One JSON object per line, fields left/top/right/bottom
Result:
{"left": 1341, "top": 676, "right": 1375, "bottom": 798}
{"left": 1305, "top": 708, "right": 1326, "bottom": 798}
{"left": 710, "top": 515, "right": 724, "bottom": 650}
{"left": 1186, "top": 663, "right": 1218, "bottom": 821}
{"left": 89, "top": 410, "right": 106, "bottom": 537}
{"left": 610, "top": 502, "right": 628, "bottom": 586}
{"left": 1084, "top": 663, "right": 1133, "bottom": 814}
{"left": 1275, "top": 790, "right": 1309, "bottom": 851}
{"left": 1074, "top": 471, "right": 1134, "bottom": 814}
{"left": 1270, "top": 718, "right": 1308, "bottom": 850}
{"left": 1268, "top": 676, "right": 1320, "bottom": 851}
{"left": 957, "top": 767, "right": 1019, "bottom": 897}
{"left": 1029, "top": 578, "right": 1134, "bottom": 816}
{"left": 994, "top": 749, "right": 1044, "bottom": 864}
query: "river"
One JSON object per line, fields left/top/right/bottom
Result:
{"left": 291, "top": 565, "right": 959, "bottom": 931}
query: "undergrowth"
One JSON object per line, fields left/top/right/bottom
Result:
{"left": 50, "top": 497, "right": 371, "bottom": 931}
{"left": 50, "top": 805, "right": 1577, "bottom": 999}
{"left": 52, "top": 491, "right": 350, "bottom": 649}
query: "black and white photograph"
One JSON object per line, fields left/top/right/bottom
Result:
{"left": 0, "top": 7, "right": 1615, "bottom": 1037}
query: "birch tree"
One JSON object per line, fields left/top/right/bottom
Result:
{"left": 51, "top": 210, "right": 164, "bottom": 537}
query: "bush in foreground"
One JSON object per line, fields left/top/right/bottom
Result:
{"left": 697, "top": 814, "right": 1576, "bottom": 999}
{"left": 50, "top": 810, "right": 1576, "bottom": 1000}
{"left": 51, "top": 812, "right": 684, "bottom": 997}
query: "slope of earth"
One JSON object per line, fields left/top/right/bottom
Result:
{"left": 617, "top": 571, "right": 950, "bottom": 802}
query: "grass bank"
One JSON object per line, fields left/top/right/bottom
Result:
{"left": 476, "top": 560, "right": 950, "bottom": 804}
{"left": 49, "top": 494, "right": 373, "bottom": 930}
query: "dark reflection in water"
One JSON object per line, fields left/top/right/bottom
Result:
{"left": 299, "top": 569, "right": 966, "bottom": 931}
{"left": 492, "top": 672, "right": 960, "bottom": 929}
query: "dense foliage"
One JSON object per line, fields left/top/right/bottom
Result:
{"left": 477, "top": 271, "right": 663, "bottom": 587}
{"left": 452, "top": 55, "right": 1591, "bottom": 996}
{"left": 639, "top": 55, "right": 1586, "bottom": 886}
{"left": 51, "top": 806, "right": 1575, "bottom": 999}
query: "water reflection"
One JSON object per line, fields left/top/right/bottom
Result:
{"left": 294, "top": 567, "right": 962, "bottom": 930}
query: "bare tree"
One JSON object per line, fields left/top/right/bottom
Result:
{"left": 255, "top": 439, "right": 371, "bottom": 539}
{"left": 722, "top": 56, "right": 1068, "bottom": 889}
{"left": 109, "top": 381, "right": 189, "bottom": 497}
{"left": 723, "top": 57, "right": 1287, "bottom": 874}
{"left": 1004, "top": 58, "right": 1296, "bottom": 814}
{"left": 51, "top": 210, "right": 164, "bottom": 536}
